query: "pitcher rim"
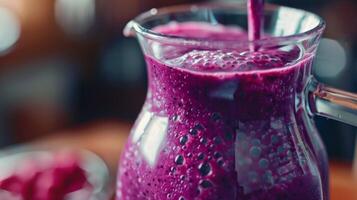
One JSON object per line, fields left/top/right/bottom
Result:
{"left": 125, "top": 2, "right": 326, "bottom": 47}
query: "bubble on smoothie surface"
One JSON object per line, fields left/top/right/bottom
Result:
{"left": 153, "top": 22, "right": 301, "bottom": 72}
{"left": 166, "top": 49, "right": 294, "bottom": 72}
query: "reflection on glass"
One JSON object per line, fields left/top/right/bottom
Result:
{"left": 274, "top": 7, "right": 307, "bottom": 36}
{"left": 132, "top": 110, "right": 154, "bottom": 143}
{"left": 140, "top": 112, "right": 168, "bottom": 166}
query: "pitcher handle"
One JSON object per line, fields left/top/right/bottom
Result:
{"left": 307, "top": 78, "right": 357, "bottom": 127}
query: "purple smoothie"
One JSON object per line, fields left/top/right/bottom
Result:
{"left": 117, "top": 22, "right": 328, "bottom": 200}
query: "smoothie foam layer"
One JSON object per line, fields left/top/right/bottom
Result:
{"left": 154, "top": 22, "right": 301, "bottom": 72}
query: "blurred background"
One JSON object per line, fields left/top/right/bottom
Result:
{"left": 0, "top": 0, "right": 356, "bottom": 199}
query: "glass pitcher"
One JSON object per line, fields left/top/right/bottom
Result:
{"left": 117, "top": 2, "right": 357, "bottom": 200}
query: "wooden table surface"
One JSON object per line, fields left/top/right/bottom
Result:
{"left": 25, "top": 121, "right": 357, "bottom": 199}
{"left": 330, "top": 162, "right": 357, "bottom": 200}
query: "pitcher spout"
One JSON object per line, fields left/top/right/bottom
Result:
{"left": 123, "top": 20, "right": 137, "bottom": 37}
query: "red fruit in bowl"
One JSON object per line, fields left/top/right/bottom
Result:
{"left": 0, "top": 151, "right": 92, "bottom": 200}
{"left": 0, "top": 175, "right": 23, "bottom": 194}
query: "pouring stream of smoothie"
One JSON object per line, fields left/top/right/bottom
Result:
{"left": 248, "top": 0, "right": 265, "bottom": 51}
